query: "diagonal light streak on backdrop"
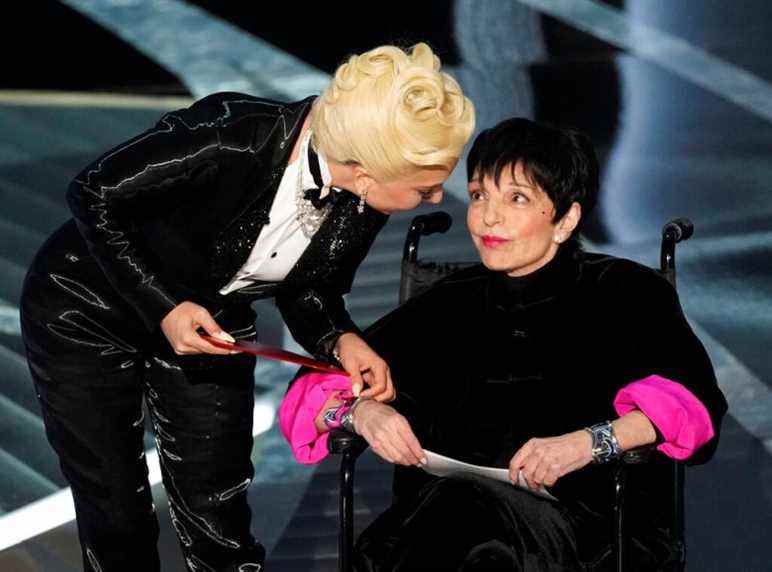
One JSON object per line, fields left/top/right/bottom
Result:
{"left": 58, "top": 0, "right": 331, "bottom": 100}
{"left": 515, "top": 0, "right": 772, "bottom": 123}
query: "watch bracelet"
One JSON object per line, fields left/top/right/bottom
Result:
{"left": 322, "top": 392, "right": 356, "bottom": 430}
{"left": 585, "top": 421, "right": 622, "bottom": 463}
{"left": 341, "top": 397, "right": 369, "bottom": 433}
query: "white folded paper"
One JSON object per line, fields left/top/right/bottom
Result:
{"left": 421, "top": 449, "right": 558, "bottom": 502}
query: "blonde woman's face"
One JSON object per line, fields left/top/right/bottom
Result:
{"left": 365, "top": 164, "right": 453, "bottom": 214}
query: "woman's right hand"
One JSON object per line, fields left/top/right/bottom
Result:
{"left": 352, "top": 400, "right": 427, "bottom": 467}
{"left": 334, "top": 332, "right": 396, "bottom": 402}
{"left": 160, "top": 301, "right": 237, "bottom": 355}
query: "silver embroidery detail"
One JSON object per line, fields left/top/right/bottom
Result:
{"left": 169, "top": 503, "right": 193, "bottom": 548}
{"left": 86, "top": 547, "right": 103, "bottom": 572}
{"left": 49, "top": 273, "right": 110, "bottom": 309}
{"left": 186, "top": 554, "right": 216, "bottom": 572}
{"left": 47, "top": 310, "right": 137, "bottom": 355}
{"left": 146, "top": 402, "right": 242, "bottom": 549}
{"left": 152, "top": 356, "right": 183, "bottom": 371}
{"left": 162, "top": 448, "right": 183, "bottom": 462}
{"left": 215, "top": 478, "right": 252, "bottom": 502}
{"left": 132, "top": 409, "right": 145, "bottom": 428}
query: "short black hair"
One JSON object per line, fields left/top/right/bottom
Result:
{"left": 466, "top": 118, "right": 599, "bottom": 246}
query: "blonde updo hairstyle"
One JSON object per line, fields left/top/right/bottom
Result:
{"left": 310, "top": 43, "right": 475, "bottom": 182}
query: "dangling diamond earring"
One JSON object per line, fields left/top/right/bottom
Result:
{"left": 357, "top": 188, "right": 369, "bottom": 214}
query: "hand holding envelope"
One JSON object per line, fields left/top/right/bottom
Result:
{"left": 204, "top": 334, "right": 395, "bottom": 402}
{"left": 202, "top": 335, "right": 348, "bottom": 375}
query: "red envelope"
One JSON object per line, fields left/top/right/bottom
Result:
{"left": 202, "top": 335, "right": 348, "bottom": 375}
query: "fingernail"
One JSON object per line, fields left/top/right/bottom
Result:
{"left": 215, "top": 331, "right": 235, "bottom": 343}
{"left": 353, "top": 385, "right": 361, "bottom": 397}
{"left": 230, "top": 350, "right": 240, "bottom": 354}
{"left": 420, "top": 457, "right": 428, "bottom": 466}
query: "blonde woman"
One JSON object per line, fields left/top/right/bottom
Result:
{"left": 20, "top": 43, "right": 474, "bottom": 572}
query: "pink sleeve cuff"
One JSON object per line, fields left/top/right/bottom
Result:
{"left": 279, "top": 372, "right": 352, "bottom": 465}
{"left": 613, "top": 374, "right": 715, "bottom": 460}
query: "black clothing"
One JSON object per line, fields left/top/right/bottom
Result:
{"left": 65, "top": 91, "right": 387, "bottom": 355}
{"left": 356, "top": 474, "right": 586, "bottom": 572}
{"left": 21, "top": 92, "right": 386, "bottom": 571}
{"left": 22, "top": 222, "right": 263, "bottom": 571}
{"left": 352, "top": 246, "right": 728, "bottom": 570}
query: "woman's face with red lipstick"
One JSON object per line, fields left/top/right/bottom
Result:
{"left": 466, "top": 161, "right": 581, "bottom": 277}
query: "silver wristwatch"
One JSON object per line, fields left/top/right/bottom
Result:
{"left": 340, "top": 397, "right": 367, "bottom": 433}
{"left": 585, "top": 421, "right": 622, "bottom": 464}
{"left": 322, "top": 406, "right": 345, "bottom": 430}
{"left": 340, "top": 408, "right": 355, "bottom": 433}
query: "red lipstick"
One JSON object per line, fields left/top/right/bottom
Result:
{"left": 481, "top": 235, "right": 510, "bottom": 248}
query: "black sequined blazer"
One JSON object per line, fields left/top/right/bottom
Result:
{"left": 65, "top": 92, "right": 388, "bottom": 358}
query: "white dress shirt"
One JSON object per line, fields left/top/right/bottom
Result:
{"left": 218, "top": 131, "right": 334, "bottom": 295}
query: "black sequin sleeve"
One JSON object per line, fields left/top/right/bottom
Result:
{"left": 275, "top": 192, "right": 388, "bottom": 360}
{"left": 65, "top": 93, "right": 237, "bottom": 331}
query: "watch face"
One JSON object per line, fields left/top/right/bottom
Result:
{"left": 323, "top": 407, "right": 341, "bottom": 428}
{"left": 590, "top": 423, "right": 619, "bottom": 463}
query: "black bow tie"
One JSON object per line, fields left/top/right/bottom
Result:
{"left": 303, "top": 187, "right": 337, "bottom": 209}
{"left": 303, "top": 143, "right": 338, "bottom": 209}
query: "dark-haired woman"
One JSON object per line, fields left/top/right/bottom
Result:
{"left": 281, "top": 117, "right": 727, "bottom": 570}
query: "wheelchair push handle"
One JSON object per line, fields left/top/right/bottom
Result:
{"left": 662, "top": 218, "right": 694, "bottom": 243}
{"left": 404, "top": 211, "right": 453, "bottom": 262}
{"left": 411, "top": 211, "right": 452, "bottom": 236}
{"left": 660, "top": 217, "right": 694, "bottom": 289}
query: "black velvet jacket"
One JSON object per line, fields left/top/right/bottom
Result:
{"left": 65, "top": 92, "right": 388, "bottom": 357}
{"left": 360, "top": 246, "right": 728, "bottom": 524}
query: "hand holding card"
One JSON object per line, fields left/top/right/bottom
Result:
{"left": 202, "top": 335, "right": 348, "bottom": 375}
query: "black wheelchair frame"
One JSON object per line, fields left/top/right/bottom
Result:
{"left": 328, "top": 212, "right": 694, "bottom": 572}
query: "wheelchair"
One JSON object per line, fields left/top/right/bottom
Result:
{"left": 328, "top": 211, "right": 694, "bottom": 572}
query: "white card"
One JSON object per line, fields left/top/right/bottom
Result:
{"left": 421, "top": 449, "right": 558, "bottom": 502}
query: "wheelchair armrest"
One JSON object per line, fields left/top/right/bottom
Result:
{"left": 621, "top": 443, "right": 658, "bottom": 464}
{"left": 328, "top": 428, "right": 369, "bottom": 456}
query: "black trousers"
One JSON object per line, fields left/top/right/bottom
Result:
{"left": 20, "top": 221, "right": 265, "bottom": 571}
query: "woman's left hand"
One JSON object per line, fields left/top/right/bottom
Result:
{"left": 334, "top": 332, "right": 396, "bottom": 402}
{"left": 508, "top": 430, "right": 593, "bottom": 490}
